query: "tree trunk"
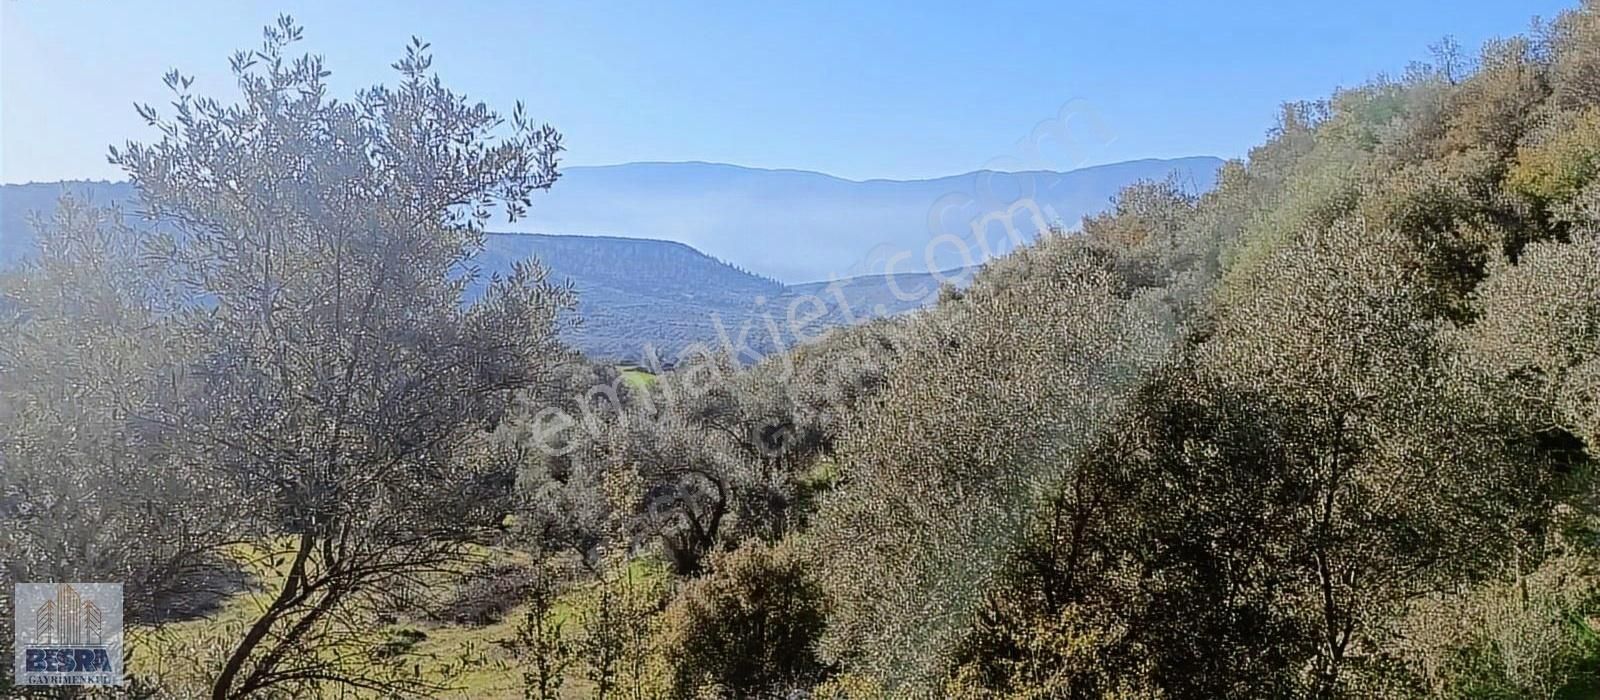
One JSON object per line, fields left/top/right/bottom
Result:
{"left": 210, "top": 533, "right": 316, "bottom": 700}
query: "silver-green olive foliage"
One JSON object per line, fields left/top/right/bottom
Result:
{"left": 91, "top": 16, "right": 574, "bottom": 698}
{"left": 808, "top": 233, "right": 1172, "bottom": 687}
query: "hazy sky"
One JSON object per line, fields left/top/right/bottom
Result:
{"left": 1, "top": 0, "right": 1575, "bottom": 183}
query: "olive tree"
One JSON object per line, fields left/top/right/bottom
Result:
{"left": 1467, "top": 233, "right": 1600, "bottom": 455}
{"left": 807, "top": 234, "right": 1172, "bottom": 689}
{"left": 944, "top": 221, "right": 1567, "bottom": 699}
{"left": 0, "top": 197, "right": 247, "bottom": 694}
{"left": 1175, "top": 221, "right": 1557, "bottom": 695}
{"left": 108, "top": 17, "right": 574, "bottom": 698}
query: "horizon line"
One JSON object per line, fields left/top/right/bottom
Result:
{"left": 0, "top": 154, "right": 1226, "bottom": 189}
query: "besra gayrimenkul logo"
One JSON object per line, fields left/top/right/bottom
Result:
{"left": 13, "top": 583, "right": 124, "bottom": 686}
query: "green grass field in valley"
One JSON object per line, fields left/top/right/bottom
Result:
{"left": 129, "top": 542, "right": 669, "bottom": 699}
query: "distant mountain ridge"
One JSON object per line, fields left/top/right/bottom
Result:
{"left": 0, "top": 184, "right": 949, "bottom": 362}
{"left": 505, "top": 157, "right": 1224, "bottom": 282}
{"left": 477, "top": 232, "right": 975, "bottom": 362}
{"left": 1, "top": 157, "right": 1222, "bottom": 361}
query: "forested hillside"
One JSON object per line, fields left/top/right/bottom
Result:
{"left": 476, "top": 233, "right": 973, "bottom": 363}
{"left": 797, "top": 8, "right": 1600, "bottom": 693}
{"left": 5, "top": 4, "right": 1600, "bottom": 699}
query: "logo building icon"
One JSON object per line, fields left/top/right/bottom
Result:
{"left": 13, "top": 583, "right": 123, "bottom": 686}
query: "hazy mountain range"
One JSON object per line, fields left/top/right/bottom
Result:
{"left": 503, "top": 157, "right": 1223, "bottom": 282}
{"left": 0, "top": 157, "right": 1222, "bottom": 362}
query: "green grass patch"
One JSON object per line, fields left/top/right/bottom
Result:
{"left": 128, "top": 541, "right": 667, "bottom": 699}
{"left": 619, "top": 366, "right": 658, "bottom": 390}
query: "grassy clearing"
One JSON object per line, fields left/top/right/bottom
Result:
{"left": 619, "top": 366, "right": 657, "bottom": 390}
{"left": 129, "top": 542, "right": 668, "bottom": 699}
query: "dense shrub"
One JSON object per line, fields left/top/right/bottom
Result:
{"left": 661, "top": 539, "right": 830, "bottom": 698}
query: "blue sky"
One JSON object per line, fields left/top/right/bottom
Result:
{"left": 1, "top": 0, "right": 1576, "bottom": 183}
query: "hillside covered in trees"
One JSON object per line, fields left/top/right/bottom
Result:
{"left": 5, "top": 3, "right": 1600, "bottom": 699}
